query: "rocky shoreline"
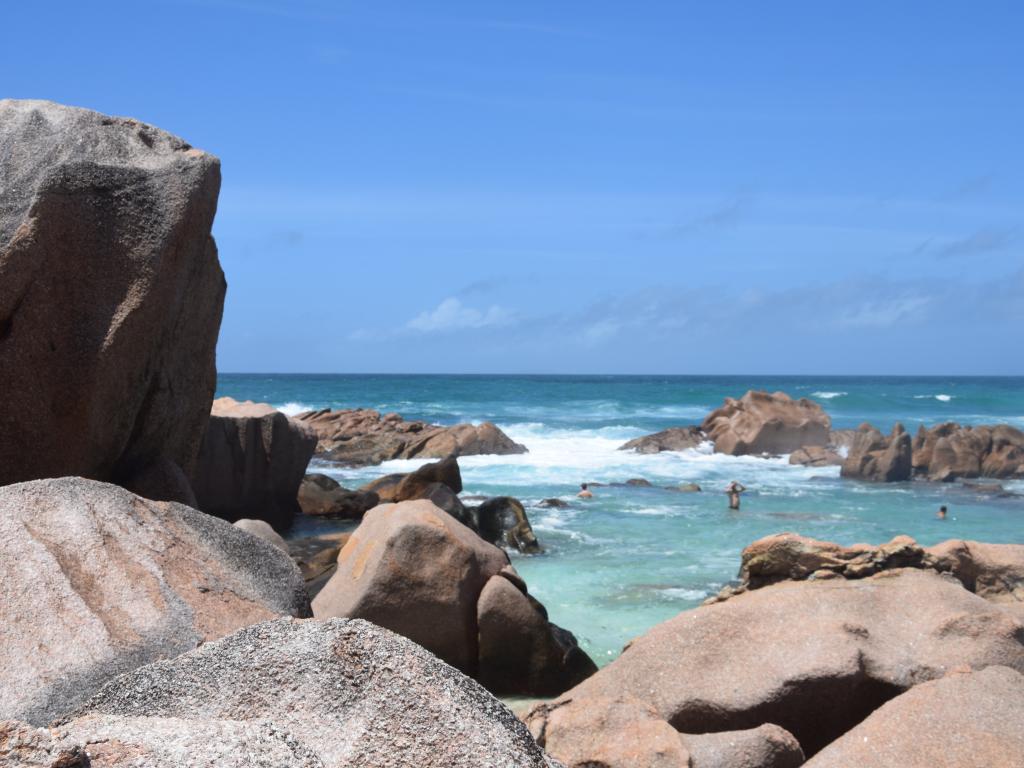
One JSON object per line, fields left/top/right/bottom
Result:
{"left": 3, "top": 100, "right": 1022, "bottom": 766}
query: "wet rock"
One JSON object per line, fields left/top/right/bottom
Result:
{"left": 625, "top": 478, "right": 653, "bottom": 487}
{"left": 0, "top": 100, "right": 224, "bottom": 501}
{"left": 0, "top": 478, "right": 310, "bottom": 725}
{"left": 297, "top": 473, "right": 379, "bottom": 519}
{"left": 474, "top": 496, "right": 542, "bottom": 554}
{"left": 702, "top": 391, "right": 831, "bottom": 456}
{"left": 840, "top": 423, "right": 912, "bottom": 482}
{"left": 192, "top": 397, "right": 317, "bottom": 532}
{"left": 538, "top": 498, "right": 571, "bottom": 508}
{"left": 666, "top": 482, "right": 703, "bottom": 493}
{"left": 620, "top": 426, "right": 705, "bottom": 454}
{"left": 788, "top": 445, "right": 843, "bottom": 467}
{"left": 539, "top": 568, "right": 1024, "bottom": 756}
{"left": 804, "top": 666, "right": 1024, "bottom": 767}
{"left": 295, "top": 408, "right": 527, "bottom": 466}
{"left": 394, "top": 456, "right": 463, "bottom": 498}
{"left": 74, "top": 617, "right": 562, "bottom": 768}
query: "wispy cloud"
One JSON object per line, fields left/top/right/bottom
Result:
{"left": 933, "top": 228, "right": 1015, "bottom": 259}
{"left": 837, "top": 296, "right": 931, "bottom": 329}
{"left": 406, "top": 298, "right": 514, "bottom": 333}
{"left": 670, "top": 194, "right": 751, "bottom": 237}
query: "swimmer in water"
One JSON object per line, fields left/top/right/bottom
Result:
{"left": 726, "top": 481, "right": 746, "bottom": 510}
{"left": 937, "top": 505, "right": 948, "bottom": 520}
{"left": 577, "top": 483, "right": 593, "bottom": 499}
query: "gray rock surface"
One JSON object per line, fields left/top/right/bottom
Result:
{"left": 0, "top": 477, "right": 310, "bottom": 725}
{"left": 233, "top": 518, "right": 289, "bottom": 552}
{"left": 76, "top": 617, "right": 562, "bottom": 768}
{"left": 0, "top": 99, "right": 225, "bottom": 500}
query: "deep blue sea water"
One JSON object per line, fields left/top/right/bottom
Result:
{"left": 217, "top": 374, "right": 1024, "bottom": 664}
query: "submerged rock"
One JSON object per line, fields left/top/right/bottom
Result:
{"left": 788, "top": 445, "right": 843, "bottom": 467}
{"left": 312, "top": 500, "right": 594, "bottom": 695}
{"left": 475, "top": 496, "right": 542, "bottom": 554}
{"left": 0, "top": 99, "right": 225, "bottom": 501}
{"left": 192, "top": 397, "right": 317, "bottom": 532}
{"left": 71, "top": 617, "right": 561, "bottom": 768}
{"left": 804, "top": 666, "right": 1024, "bottom": 767}
{"left": 0, "top": 478, "right": 310, "bottom": 725}
{"left": 702, "top": 391, "right": 831, "bottom": 456}
{"left": 294, "top": 408, "right": 526, "bottom": 465}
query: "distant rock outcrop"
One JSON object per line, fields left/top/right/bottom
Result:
{"left": 192, "top": 397, "right": 317, "bottom": 532}
{"left": 67, "top": 617, "right": 562, "bottom": 768}
{"left": 619, "top": 426, "right": 705, "bottom": 454}
{"left": 293, "top": 408, "right": 526, "bottom": 465}
{"left": 312, "top": 500, "right": 595, "bottom": 696}
{"left": 702, "top": 390, "right": 832, "bottom": 456}
{"left": 912, "top": 422, "right": 1024, "bottom": 481}
{"left": 0, "top": 478, "right": 310, "bottom": 725}
{"left": 0, "top": 99, "right": 225, "bottom": 502}
{"left": 297, "top": 472, "right": 379, "bottom": 519}
{"left": 840, "top": 422, "right": 913, "bottom": 481}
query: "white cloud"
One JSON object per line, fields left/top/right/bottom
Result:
{"left": 406, "top": 297, "right": 513, "bottom": 333}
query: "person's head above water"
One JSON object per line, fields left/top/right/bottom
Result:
{"left": 580, "top": 483, "right": 588, "bottom": 490}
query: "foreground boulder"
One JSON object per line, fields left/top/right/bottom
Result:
{"left": 702, "top": 391, "right": 831, "bottom": 456}
{"left": 0, "top": 478, "right": 310, "bottom": 725}
{"left": 533, "top": 567, "right": 1024, "bottom": 756}
{"left": 192, "top": 397, "right": 317, "bottom": 531}
{"left": 912, "top": 422, "right": 1024, "bottom": 481}
{"left": 0, "top": 100, "right": 225, "bottom": 502}
{"left": 805, "top": 666, "right": 1024, "bottom": 767}
{"left": 63, "top": 617, "right": 561, "bottom": 767}
{"left": 313, "top": 500, "right": 595, "bottom": 695}
{"left": 840, "top": 422, "right": 913, "bottom": 482}
{"left": 294, "top": 408, "right": 527, "bottom": 465}
{"left": 619, "top": 426, "right": 705, "bottom": 454}
{"left": 297, "top": 472, "right": 379, "bottom": 519}
{"left": 526, "top": 695, "right": 803, "bottom": 768}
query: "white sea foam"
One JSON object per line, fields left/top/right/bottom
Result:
{"left": 277, "top": 401, "right": 314, "bottom": 416}
{"left": 812, "top": 391, "right": 847, "bottom": 399}
{"left": 913, "top": 394, "right": 953, "bottom": 402}
{"left": 658, "top": 587, "right": 709, "bottom": 602}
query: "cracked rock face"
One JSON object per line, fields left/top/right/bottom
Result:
{"left": 0, "top": 99, "right": 225, "bottom": 500}
{"left": 73, "top": 617, "right": 562, "bottom": 768}
{"left": 0, "top": 477, "right": 310, "bottom": 725}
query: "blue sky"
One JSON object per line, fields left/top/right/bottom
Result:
{"left": 5, "top": 1, "right": 1022, "bottom": 374}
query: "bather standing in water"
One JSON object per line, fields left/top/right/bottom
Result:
{"left": 937, "top": 505, "right": 948, "bottom": 520}
{"left": 577, "top": 483, "right": 593, "bottom": 499}
{"left": 726, "top": 481, "right": 746, "bottom": 510}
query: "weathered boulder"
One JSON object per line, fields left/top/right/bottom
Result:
{"left": 358, "top": 472, "right": 406, "bottom": 502}
{"left": 702, "top": 391, "right": 831, "bottom": 456}
{"left": 474, "top": 496, "right": 542, "bottom": 554}
{"left": 913, "top": 422, "right": 1024, "bottom": 481}
{"left": 538, "top": 497, "right": 571, "bottom": 508}
{"left": 311, "top": 500, "right": 509, "bottom": 674}
{"left": 0, "top": 100, "right": 225, "bottom": 501}
{"left": 294, "top": 408, "right": 527, "bottom": 465}
{"left": 927, "top": 539, "right": 1024, "bottom": 611}
{"left": 477, "top": 570, "right": 596, "bottom": 695}
{"left": 804, "top": 666, "right": 1024, "bottom": 767}
{"left": 233, "top": 518, "right": 289, "bottom": 552}
{"left": 312, "top": 501, "right": 593, "bottom": 694}
{"left": 72, "top": 617, "right": 562, "bottom": 768}
{"left": 538, "top": 568, "right": 1024, "bottom": 756}
{"left": 297, "top": 472, "right": 379, "bottom": 519}
{"left": 0, "top": 478, "right": 310, "bottom": 725}
{"left": 526, "top": 695, "right": 804, "bottom": 768}
{"left": 788, "top": 445, "right": 843, "bottom": 467}
{"left": 840, "top": 422, "right": 912, "bottom": 482}
{"left": 619, "top": 426, "right": 705, "bottom": 454}
{"left": 288, "top": 531, "right": 352, "bottom": 599}
{"left": 1, "top": 715, "right": 322, "bottom": 767}
{"left": 394, "top": 456, "right": 464, "bottom": 499}
{"left": 192, "top": 397, "right": 317, "bottom": 532}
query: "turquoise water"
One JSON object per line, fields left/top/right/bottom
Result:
{"left": 217, "top": 374, "right": 1024, "bottom": 665}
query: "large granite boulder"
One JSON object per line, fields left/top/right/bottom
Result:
{"left": 312, "top": 500, "right": 594, "bottom": 694}
{"left": 0, "top": 478, "right": 310, "bottom": 725}
{"left": 474, "top": 496, "right": 542, "bottom": 554}
{"left": 192, "top": 397, "right": 317, "bottom": 532}
{"left": 66, "top": 617, "right": 561, "bottom": 768}
{"left": 0, "top": 100, "right": 225, "bottom": 502}
{"left": 804, "top": 666, "right": 1024, "bottom": 767}
{"left": 927, "top": 539, "right": 1024, "bottom": 612}
{"left": 526, "top": 695, "right": 804, "bottom": 768}
{"left": 619, "top": 426, "right": 705, "bottom": 454}
{"left": 840, "top": 422, "right": 913, "bottom": 482}
{"left": 477, "top": 569, "right": 597, "bottom": 695}
{"left": 294, "top": 408, "right": 527, "bottom": 465}
{"left": 702, "top": 391, "right": 831, "bottom": 456}
{"left": 297, "top": 472, "right": 379, "bottom": 519}
{"left": 532, "top": 568, "right": 1024, "bottom": 756}
{"left": 913, "top": 422, "right": 1024, "bottom": 481}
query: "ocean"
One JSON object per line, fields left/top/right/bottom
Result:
{"left": 216, "top": 374, "right": 1024, "bottom": 665}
